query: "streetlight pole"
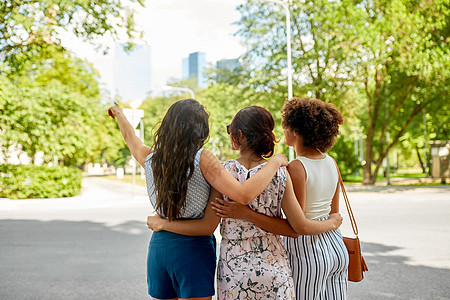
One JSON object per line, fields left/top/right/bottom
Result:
{"left": 264, "top": 0, "right": 294, "bottom": 160}
{"left": 423, "top": 109, "right": 428, "bottom": 175}
{"left": 163, "top": 85, "right": 195, "bottom": 99}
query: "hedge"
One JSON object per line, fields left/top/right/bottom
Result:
{"left": 0, "top": 164, "right": 82, "bottom": 199}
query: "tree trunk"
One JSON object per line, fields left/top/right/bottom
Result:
{"left": 363, "top": 136, "right": 373, "bottom": 184}
{"left": 415, "top": 146, "right": 426, "bottom": 174}
{"left": 372, "top": 156, "right": 386, "bottom": 185}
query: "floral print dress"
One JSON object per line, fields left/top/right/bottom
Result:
{"left": 217, "top": 160, "right": 296, "bottom": 300}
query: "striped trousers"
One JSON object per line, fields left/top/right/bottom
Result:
{"left": 284, "top": 221, "right": 348, "bottom": 300}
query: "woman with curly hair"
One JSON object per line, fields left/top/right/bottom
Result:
{"left": 216, "top": 97, "right": 348, "bottom": 299}
{"left": 146, "top": 105, "right": 343, "bottom": 300}
{"left": 281, "top": 97, "right": 348, "bottom": 300}
{"left": 108, "top": 100, "right": 289, "bottom": 300}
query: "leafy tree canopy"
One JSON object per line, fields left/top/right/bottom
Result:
{"left": 235, "top": 0, "right": 450, "bottom": 184}
{"left": 0, "top": 0, "right": 144, "bottom": 74}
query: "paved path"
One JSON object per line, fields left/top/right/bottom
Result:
{"left": 0, "top": 177, "right": 449, "bottom": 299}
{"left": 342, "top": 184, "right": 450, "bottom": 300}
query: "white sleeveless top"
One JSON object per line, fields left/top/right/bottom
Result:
{"left": 295, "top": 155, "right": 338, "bottom": 219}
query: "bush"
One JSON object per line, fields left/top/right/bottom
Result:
{"left": 0, "top": 164, "right": 82, "bottom": 199}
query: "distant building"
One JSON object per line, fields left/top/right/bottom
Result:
{"left": 216, "top": 58, "right": 240, "bottom": 72}
{"left": 182, "top": 57, "right": 189, "bottom": 80}
{"left": 182, "top": 52, "right": 207, "bottom": 88}
{"left": 114, "top": 44, "right": 151, "bottom": 102}
{"left": 216, "top": 58, "right": 241, "bottom": 82}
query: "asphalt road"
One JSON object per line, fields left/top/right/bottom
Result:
{"left": 0, "top": 177, "right": 449, "bottom": 300}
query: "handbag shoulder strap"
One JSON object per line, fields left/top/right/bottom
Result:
{"left": 333, "top": 159, "right": 359, "bottom": 237}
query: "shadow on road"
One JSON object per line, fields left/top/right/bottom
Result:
{"left": 1, "top": 220, "right": 449, "bottom": 300}
{"left": 351, "top": 242, "right": 450, "bottom": 299}
{"left": 0, "top": 219, "right": 151, "bottom": 300}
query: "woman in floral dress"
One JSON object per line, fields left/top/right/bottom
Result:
{"left": 217, "top": 157, "right": 294, "bottom": 299}
{"left": 146, "top": 106, "right": 342, "bottom": 299}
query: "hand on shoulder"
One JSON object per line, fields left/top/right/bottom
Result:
{"left": 270, "top": 153, "right": 288, "bottom": 167}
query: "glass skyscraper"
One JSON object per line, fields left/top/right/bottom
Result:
{"left": 182, "top": 51, "right": 207, "bottom": 88}
{"left": 216, "top": 58, "right": 240, "bottom": 72}
{"left": 113, "top": 43, "right": 151, "bottom": 102}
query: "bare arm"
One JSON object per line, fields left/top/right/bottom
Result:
{"left": 108, "top": 102, "right": 153, "bottom": 167}
{"left": 330, "top": 183, "right": 340, "bottom": 214}
{"left": 280, "top": 172, "right": 342, "bottom": 234}
{"left": 287, "top": 160, "right": 306, "bottom": 210}
{"left": 199, "top": 150, "right": 287, "bottom": 205}
{"left": 211, "top": 173, "right": 342, "bottom": 236}
{"left": 146, "top": 188, "right": 222, "bottom": 236}
{"left": 211, "top": 198, "right": 300, "bottom": 238}
{"left": 330, "top": 157, "right": 340, "bottom": 214}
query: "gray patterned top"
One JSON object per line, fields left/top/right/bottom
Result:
{"left": 144, "top": 148, "right": 211, "bottom": 219}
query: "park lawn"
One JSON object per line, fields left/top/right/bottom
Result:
{"left": 103, "top": 174, "right": 147, "bottom": 186}
{"left": 103, "top": 171, "right": 443, "bottom": 187}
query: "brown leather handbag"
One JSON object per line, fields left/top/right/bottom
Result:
{"left": 337, "top": 168, "right": 368, "bottom": 282}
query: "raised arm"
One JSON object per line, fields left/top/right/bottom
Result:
{"left": 199, "top": 150, "right": 287, "bottom": 205}
{"left": 147, "top": 188, "right": 222, "bottom": 236}
{"left": 211, "top": 172, "right": 342, "bottom": 237}
{"left": 108, "top": 102, "right": 153, "bottom": 168}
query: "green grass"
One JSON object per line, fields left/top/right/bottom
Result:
{"left": 102, "top": 172, "right": 443, "bottom": 187}
{"left": 396, "top": 182, "right": 445, "bottom": 186}
{"left": 343, "top": 168, "right": 428, "bottom": 183}
{"left": 343, "top": 174, "right": 384, "bottom": 183}
{"left": 103, "top": 174, "right": 147, "bottom": 186}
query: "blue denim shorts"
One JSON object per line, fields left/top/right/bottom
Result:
{"left": 147, "top": 231, "right": 216, "bottom": 299}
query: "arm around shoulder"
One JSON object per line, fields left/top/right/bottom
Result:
{"left": 199, "top": 150, "right": 287, "bottom": 204}
{"left": 211, "top": 197, "right": 299, "bottom": 238}
{"left": 147, "top": 188, "right": 222, "bottom": 236}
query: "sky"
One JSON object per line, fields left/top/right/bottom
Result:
{"left": 60, "top": 0, "right": 246, "bottom": 96}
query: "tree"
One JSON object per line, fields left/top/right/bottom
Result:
{"left": 0, "top": 0, "right": 146, "bottom": 168}
{"left": 235, "top": 0, "right": 450, "bottom": 184}
{"left": 0, "top": 0, "right": 144, "bottom": 75}
{"left": 0, "top": 79, "right": 102, "bottom": 165}
{"left": 354, "top": 0, "right": 450, "bottom": 184}
{"left": 236, "top": 0, "right": 364, "bottom": 115}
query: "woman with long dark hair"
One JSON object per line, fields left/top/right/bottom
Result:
{"left": 108, "top": 100, "right": 288, "bottom": 300}
{"left": 146, "top": 105, "right": 342, "bottom": 299}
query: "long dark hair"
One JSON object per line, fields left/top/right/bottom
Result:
{"left": 229, "top": 106, "right": 276, "bottom": 158}
{"left": 151, "top": 99, "right": 209, "bottom": 220}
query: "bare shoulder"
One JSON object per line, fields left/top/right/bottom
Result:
{"left": 199, "top": 149, "right": 223, "bottom": 176}
{"left": 136, "top": 145, "right": 154, "bottom": 168}
{"left": 287, "top": 159, "right": 306, "bottom": 180}
{"left": 287, "top": 159, "right": 305, "bottom": 172}
{"left": 200, "top": 149, "right": 215, "bottom": 165}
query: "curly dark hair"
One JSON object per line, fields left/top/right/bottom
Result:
{"left": 151, "top": 99, "right": 209, "bottom": 221}
{"left": 229, "top": 106, "right": 276, "bottom": 158}
{"left": 281, "top": 97, "right": 343, "bottom": 152}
